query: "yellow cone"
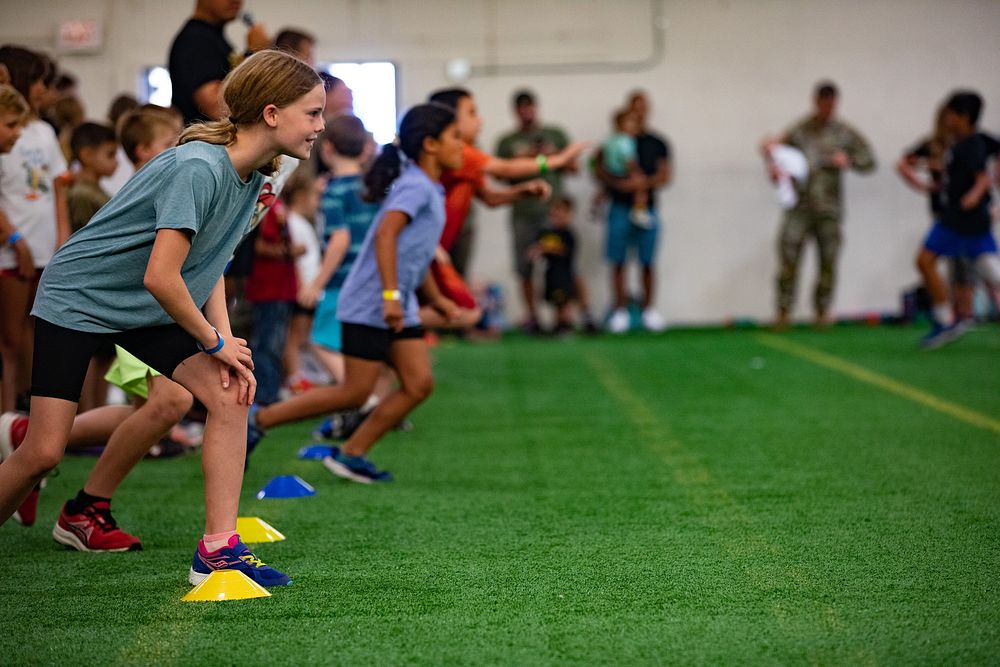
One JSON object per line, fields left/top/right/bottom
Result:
{"left": 182, "top": 570, "right": 271, "bottom": 602}
{"left": 236, "top": 517, "right": 286, "bottom": 543}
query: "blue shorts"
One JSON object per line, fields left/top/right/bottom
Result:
{"left": 311, "top": 288, "right": 342, "bottom": 351}
{"left": 923, "top": 222, "right": 997, "bottom": 258}
{"left": 606, "top": 202, "right": 659, "bottom": 267}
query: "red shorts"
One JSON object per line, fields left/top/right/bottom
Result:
{"left": 430, "top": 260, "right": 477, "bottom": 310}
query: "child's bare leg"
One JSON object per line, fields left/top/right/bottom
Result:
{"left": 342, "top": 339, "right": 432, "bottom": 457}
{"left": 0, "top": 396, "right": 77, "bottom": 523}
{"left": 373, "top": 365, "right": 396, "bottom": 403}
{"left": 282, "top": 312, "right": 311, "bottom": 379}
{"left": 66, "top": 404, "right": 136, "bottom": 448}
{"left": 612, "top": 264, "right": 627, "bottom": 309}
{"left": 170, "top": 354, "right": 250, "bottom": 534}
{"left": 313, "top": 346, "right": 345, "bottom": 385}
{"left": 0, "top": 277, "right": 32, "bottom": 413}
{"left": 255, "top": 356, "right": 381, "bottom": 430}
{"left": 917, "top": 248, "right": 951, "bottom": 322}
{"left": 79, "top": 357, "right": 113, "bottom": 413}
{"left": 419, "top": 304, "right": 482, "bottom": 329}
{"left": 81, "top": 376, "right": 193, "bottom": 498}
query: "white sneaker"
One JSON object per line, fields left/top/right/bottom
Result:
{"left": 608, "top": 309, "right": 631, "bottom": 334}
{"left": 641, "top": 308, "right": 667, "bottom": 332}
{"left": 629, "top": 207, "right": 654, "bottom": 229}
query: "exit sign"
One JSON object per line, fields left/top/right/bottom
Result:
{"left": 56, "top": 19, "right": 103, "bottom": 54}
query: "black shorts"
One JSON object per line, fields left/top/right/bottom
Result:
{"left": 341, "top": 322, "right": 424, "bottom": 362}
{"left": 32, "top": 318, "right": 200, "bottom": 402}
{"left": 292, "top": 302, "right": 316, "bottom": 317}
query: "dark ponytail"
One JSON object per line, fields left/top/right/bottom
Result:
{"left": 364, "top": 103, "right": 455, "bottom": 203}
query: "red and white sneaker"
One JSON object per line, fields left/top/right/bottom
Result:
{"left": 52, "top": 501, "right": 142, "bottom": 552}
{"left": 0, "top": 412, "right": 40, "bottom": 526}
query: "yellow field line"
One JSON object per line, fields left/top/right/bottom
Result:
{"left": 756, "top": 333, "right": 1000, "bottom": 435}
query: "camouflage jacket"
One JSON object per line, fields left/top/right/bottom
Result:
{"left": 784, "top": 116, "right": 876, "bottom": 218}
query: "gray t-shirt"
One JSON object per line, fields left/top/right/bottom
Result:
{"left": 33, "top": 142, "right": 264, "bottom": 333}
{"left": 337, "top": 163, "right": 445, "bottom": 329}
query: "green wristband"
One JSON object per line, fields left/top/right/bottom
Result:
{"left": 536, "top": 154, "right": 549, "bottom": 175}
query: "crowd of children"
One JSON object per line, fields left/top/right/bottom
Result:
{"left": 0, "top": 22, "right": 996, "bottom": 592}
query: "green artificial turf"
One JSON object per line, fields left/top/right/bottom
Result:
{"left": 2, "top": 325, "right": 999, "bottom": 666}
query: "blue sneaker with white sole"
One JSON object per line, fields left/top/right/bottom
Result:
{"left": 322, "top": 447, "right": 393, "bottom": 484}
{"left": 189, "top": 534, "right": 291, "bottom": 587}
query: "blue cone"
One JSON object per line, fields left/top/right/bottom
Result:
{"left": 297, "top": 444, "right": 334, "bottom": 460}
{"left": 256, "top": 475, "right": 316, "bottom": 500}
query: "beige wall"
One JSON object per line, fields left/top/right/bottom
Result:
{"left": 3, "top": 0, "right": 999, "bottom": 324}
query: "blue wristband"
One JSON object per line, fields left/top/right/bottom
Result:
{"left": 7, "top": 231, "right": 22, "bottom": 247}
{"left": 197, "top": 327, "right": 225, "bottom": 355}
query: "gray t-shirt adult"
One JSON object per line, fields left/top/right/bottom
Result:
{"left": 33, "top": 142, "right": 264, "bottom": 333}
{"left": 337, "top": 163, "right": 445, "bottom": 329}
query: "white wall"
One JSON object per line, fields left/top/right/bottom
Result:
{"left": 3, "top": 0, "right": 999, "bottom": 325}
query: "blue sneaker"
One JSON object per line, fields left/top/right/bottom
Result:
{"left": 322, "top": 447, "right": 393, "bottom": 484}
{"left": 920, "top": 322, "right": 965, "bottom": 350}
{"left": 246, "top": 405, "right": 265, "bottom": 457}
{"left": 312, "top": 409, "right": 365, "bottom": 441}
{"left": 189, "top": 534, "right": 291, "bottom": 587}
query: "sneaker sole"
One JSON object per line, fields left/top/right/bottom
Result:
{"left": 921, "top": 330, "right": 964, "bottom": 350}
{"left": 188, "top": 566, "right": 293, "bottom": 587}
{"left": 189, "top": 567, "right": 210, "bottom": 586}
{"left": 322, "top": 455, "right": 376, "bottom": 484}
{"left": 52, "top": 523, "right": 140, "bottom": 552}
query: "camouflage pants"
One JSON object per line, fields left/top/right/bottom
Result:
{"left": 776, "top": 210, "right": 842, "bottom": 314}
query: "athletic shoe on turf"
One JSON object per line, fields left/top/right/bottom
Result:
{"left": 641, "top": 308, "right": 667, "bottom": 333}
{"left": 920, "top": 322, "right": 965, "bottom": 350}
{"left": 189, "top": 534, "right": 291, "bottom": 587}
{"left": 322, "top": 448, "right": 393, "bottom": 484}
{"left": 0, "top": 412, "right": 41, "bottom": 526}
{"left": 608, "top": 308, "right": 631, "bottom": 334}
{"left": 0, "top": 411, "right": 28, "bottom": 461}
{"left": 313, "top": 409, "right": 366, "bottom": 441}
{"left": 52, "top": 501, "right": 142, "bottom": 552}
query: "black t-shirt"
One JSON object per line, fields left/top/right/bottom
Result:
{"left": 941, "top": 132, "right": 998, "bottom": 235}
{"left": 168, "top": 19, "right": 236, "bottom": 125}
{"left": 905, "top": 139, "right": 944, "bottom": 215}
{"left": 538, "top": 227, "right": 576, "bottom": 290}
{"left": 609, "top": 131, "right": 671, "bottom": 209}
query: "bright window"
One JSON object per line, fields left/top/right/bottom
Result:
{"left": 323, "top": 62, "right": 398, "bottom": 146}
{"left": 141, "top": 66, "right": 172, "bottom": 107}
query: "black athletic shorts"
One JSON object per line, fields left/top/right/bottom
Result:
{"left": 341, "top": 322, "right": 424, "bottom": 362}
{"left": 32, "top": 318, "right": 200, "bottom": 402}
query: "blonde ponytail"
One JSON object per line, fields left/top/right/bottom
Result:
{"left": 178, "top": 118, "right": 238, "bottom": 148}
{"left": 177, "top": 50, "right": 320, "bottom": 176}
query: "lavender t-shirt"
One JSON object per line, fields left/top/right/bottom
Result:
{"left": 337, "top": 163, "right": 445, "bottom": 329}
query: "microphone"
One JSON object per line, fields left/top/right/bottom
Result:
{"left": 241, "top": 12, "right": 255, "bottom": 27}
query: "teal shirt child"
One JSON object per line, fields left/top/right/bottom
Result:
{"left": 33, "top": 142, "right": 264, "bottom": 333}
{"left": 602, "top": 132, "right": 637, "bottom": 176}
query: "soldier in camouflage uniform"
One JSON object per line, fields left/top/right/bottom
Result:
{"left": 763, "top": 82, "right": 876, "bottom": 329}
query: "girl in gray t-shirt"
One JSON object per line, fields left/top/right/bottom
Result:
{"left": 0, "top": 50, "right": 324, "bottom": 589}
{"left": 249, "top": 103, "right": 464, "bottom": 484}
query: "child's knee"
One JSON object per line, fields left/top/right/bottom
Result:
{"left": 404, "top": 374, "right": 434, "bottom": 403}
{"left": 19, "top": 441, "right": 63, "bottom": 476}
{"left": 149, "top": 387, "right": 194, "bottom": 425}
{"left": 198, "top": 383, "right": 248, "bottom": 418}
